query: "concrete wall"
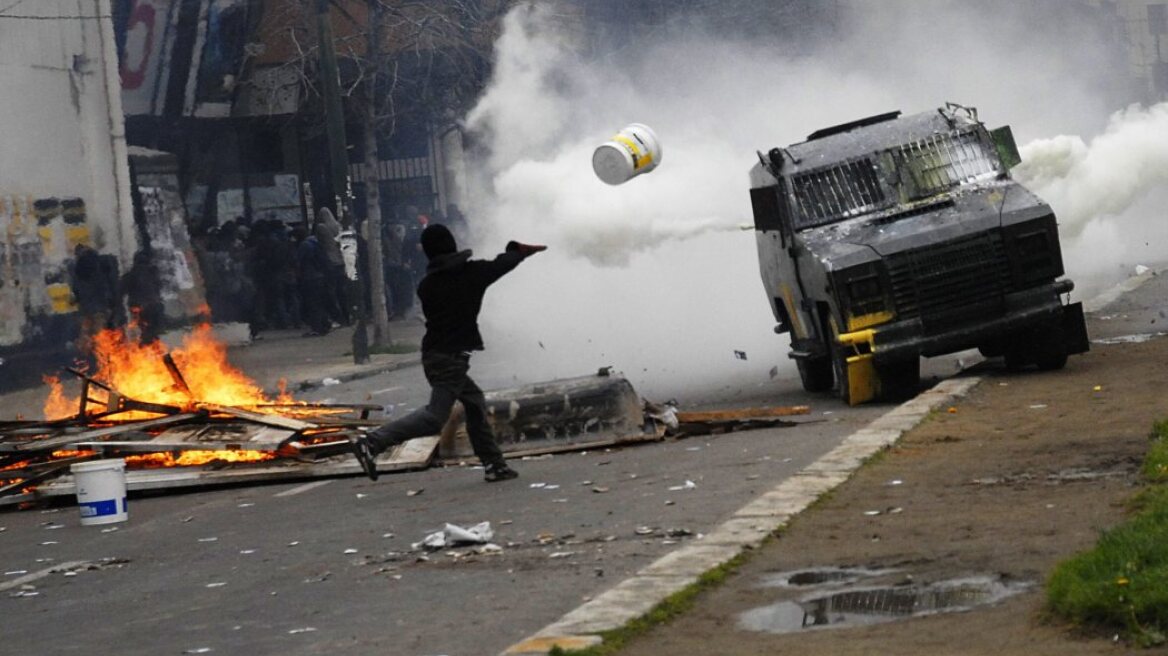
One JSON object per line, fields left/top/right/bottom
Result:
{"left": 0, "top": 0, "right": 135, "bottom": 347}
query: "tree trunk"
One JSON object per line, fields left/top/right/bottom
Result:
{"left": 363, "top": 0, "right": 390, "bottom": 348}
{"left": 363, "top": 103, "right": 391, "bottom": 348}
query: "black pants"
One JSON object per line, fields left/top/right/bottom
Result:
{"left": 366, "top": 351, "right": 505, "bottom": 467}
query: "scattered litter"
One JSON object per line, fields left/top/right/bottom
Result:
{"left": 182, "top": 517, "right": 194, "bottom": 523}
{"left": 382, "top": 533, "right": 395, "bottom": 539}
{"left": 198, "top": 537, "right": 219, "bottom": 543}
{"left": 287, "top": 541, "right": 300, "bottom": 547}
{"left": 592, "top": 486, "right": 610, "bottom": 494}
{"left": 288, "top": 627, "right": 317, "bottom": 635}
{"left": 206, "top": 582, "right": 227, "bottom": 588}
{"left": 864, "top": 510, "right": 882, "bottom": 516}
{"left": 43, "top": 523, "right": 64, "bottom": 530}
{"left": 356, "top": 493, "right": 368, "bottom": 499}
{"left": 886, "top": 479, "right": 903, "bottom": 486}
{"left": 580, "top": 480, "right": 593, "bottom": 486}
{"left": 100, "top": 527, "right": 119, "bottom": 533}
{"left": 407, "top": 489, "right": 424, "bottom": 497}
{"left": 1136, "top": 264, "right": 1151, "bottom": 275}
{"left": 746, "top": 474, "right": 760, "bottom": 481}
{"left": 322, "top": 378, "right": 341, "bottom": 386}
{"left": 769, "top": 366, "right": 779, "bottom": 379}
{"left": 551, "top": 498, "right": 569, "bottom": 503}
{"left": 4, "top": 570, "right": 28, "bottom": 576}
{"left": 549, "top": 552, "right": 577, "bottom": 559}
{"left": 413, "top": 522, "right": 494, "bottom": 551}
{"left": 947, "top": 407, "right": 957, "bottom": 414}
{"left": 665, "top": 500, "right": 675, "bottom": 505}
{"left": 478, "top": 543, "right": 503, "bottom": 555}
{"left": 63, "top": 571, "right": 77, "bottom": 577}
{"left": 667, "top": 480, "right": 697, "bottom": 491}
{"left": 635, "top": 526, "right": 655, "bottom": 535}
{"left": 889, "top": 507, "right": 904, "bottom": 514}
{"left": 343, "top": 548, "right": 359, "bottom": 554}
{"left": 183, "top": 648, "right": 213, "bottom": 654}
{"left": 543, "top": 484, "right": 561, "bottom": 490}
{"left": 40, "top": 541, "right": 58, "bottom": 546}
{"left": 1029, "top": 404, "right": 1048, "bottom": 410}
{"left": 529, "top": 483, "right": 547, "bottom": 489}
{"left": 240, "top": 550, "right": 256, "bottom": 555}
{"left": 1093, "top": 385, "right": 1103, "bottom": 392}
{"left": 685, "top": 447, "right": 702, "bottom": 452}
{"left": 734, "top": 350, "right": 748, "bottom": 360}
{"left": 237, "top": 503, "right": 255, "bottom": 508}
{"left": 10, "top": 590, "right": 40, "bottom": 598}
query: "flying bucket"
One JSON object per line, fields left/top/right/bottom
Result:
{"left": 71, "top": 458, "right": 128, "bottom": 525}
{"left": 592, "top": 123, "right": 662, "bottom": 185}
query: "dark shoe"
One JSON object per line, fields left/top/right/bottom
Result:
{"left": 483, "top": 462, "right": 518, "bottom": 483}
{"left": 350, "top": 434, "right": 380, "bottom": 481}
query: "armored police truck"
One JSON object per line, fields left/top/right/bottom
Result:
{"left": 750, "top": 103, "right": 1088, "bottom": 404}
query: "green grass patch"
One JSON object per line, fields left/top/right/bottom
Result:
{"left": 1046, "top": 419, "right": 1168, "bottom": 647}
{"left": 1142, "top": 420, "right": 1168, "bottom": 483}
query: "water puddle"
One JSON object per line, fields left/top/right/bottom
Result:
{"left": 759, "top": 567, "right": 885, "bottom": 588}
{"left": 740, "top": 575, "right": 1030, "bottom": 634}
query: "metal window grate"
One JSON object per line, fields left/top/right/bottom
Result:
{"left": 894, "top": 129, "right": 999, "bottom": 200}
{"left": 792, "top": 158, "right": 887, "bottom": 228}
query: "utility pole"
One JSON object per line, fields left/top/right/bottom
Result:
{"left": 316, "top": 0, "right": 369, "bottom": 364}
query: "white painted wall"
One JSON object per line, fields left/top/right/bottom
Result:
{"left": 0, "top": 0, "right": 135, "bottom": 262}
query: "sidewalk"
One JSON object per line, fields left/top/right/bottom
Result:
{"left": 0, "top": 317, "right": 425, "bottom": 420}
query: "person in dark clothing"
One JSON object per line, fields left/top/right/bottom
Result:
{"left": 350, "top": 224, "right": 546, "bottom": 483}
{"left": 122, "top": 250, "right": 165, "bottom": 344}
{"left": 295, "top": 230, "right": 332, "bottom": 336}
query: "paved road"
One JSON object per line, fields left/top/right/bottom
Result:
{"left": 0, "top": 333, "right": 971, "bottom": 655}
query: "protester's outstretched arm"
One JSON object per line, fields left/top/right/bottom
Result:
{"left": 506, "top": 241, "right": 548, "bottom": 258}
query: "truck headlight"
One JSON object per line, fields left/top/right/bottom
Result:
{"left": 846, "top": 273, "right": 886, "bottom": 315}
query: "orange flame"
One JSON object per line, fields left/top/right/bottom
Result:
{"left": 125, "top": 450, "right": 276, "bottom": 468}
{"left": 43, "top": 323, "right": 287, "bottom": 419}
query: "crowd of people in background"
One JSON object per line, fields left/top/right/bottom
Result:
{"left": 190, "top": 202, "right": 469, "bottom": 340}
{"left": 67, "top": 202, "right": 469, "bottom": 354}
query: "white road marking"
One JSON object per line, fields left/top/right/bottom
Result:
{"left": 274, "top": 480, "right": 334, "bottom": 498}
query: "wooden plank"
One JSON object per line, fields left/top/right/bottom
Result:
{"left": 201, "top": 404, "right": 317, "bottom": 431}
{"left": 674, "top": 406, "right": 811, "bottom": 423}
{"left": 72, "top": 424, "right": 295, "bottom": 452}
{"left": 0, "top": 413, "right": 202, "bottom": 453}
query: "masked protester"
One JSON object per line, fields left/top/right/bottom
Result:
{"left": 350, "top": 224, "right": 546, "bottom": 482}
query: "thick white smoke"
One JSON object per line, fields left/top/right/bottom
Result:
{"left": 458, "top": 1, "right": 1149, "bottom": 401}
{"left": 1016, "top": 103, "right": 1168, "bottom": 294}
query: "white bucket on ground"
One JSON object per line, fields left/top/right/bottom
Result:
{"left": 71, "top": 459, "right": 128, "bottom": 525}
{"left": 592, "top": 123, "right": 662, "bottom": 185}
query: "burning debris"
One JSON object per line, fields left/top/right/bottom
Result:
{"left": 0, "top": 322, "right": 815, "bottom": 509}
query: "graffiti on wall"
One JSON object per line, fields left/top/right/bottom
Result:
{"left": 0, "top": 195, "right": 93, "bottom": 346}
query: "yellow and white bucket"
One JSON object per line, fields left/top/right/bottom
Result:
{"left": 592, "top": 123, "right": 662, "bottom": 185}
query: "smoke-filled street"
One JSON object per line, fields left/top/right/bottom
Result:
{"left": 4, "top": 0, "right": 1168, "bottom": 654}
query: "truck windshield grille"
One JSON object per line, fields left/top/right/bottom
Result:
{"left": 791, "top": 158, "right": 888, "bottom": 229}
{"left": 893, "top": 129, "right": 1001, "bottom": 200}
{"left": 887, "top": 232, "right": 1013, "bottom": 333}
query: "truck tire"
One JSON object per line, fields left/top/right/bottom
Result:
{"left": 797, "top": 356, "right": 834, "bottom": 393}
{"left": 1034, "top": 326, "right": 1068, "bottom": 371}
{"left": 830, "top": 344, "right": 851, "bottom": 405}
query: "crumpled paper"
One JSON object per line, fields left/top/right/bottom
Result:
{"left": 413, "top": 521, "right": 494, "bottom": 551}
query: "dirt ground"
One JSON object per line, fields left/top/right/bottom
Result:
{"left": 617, "top": 315, "right": 1168, "bottom": 654}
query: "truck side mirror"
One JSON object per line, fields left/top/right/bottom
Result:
{"left": 991, "top": 126, "right": 1022, "bottom": 170}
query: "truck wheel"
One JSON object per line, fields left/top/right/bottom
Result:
{"left": 1034, "top": 327, "right": 1068, "bottom": 370}
{"left": 797, "top": 356, "right": 834, "bottom": 393}
{"left": 878, "top": 359, "right": 920, "bottom": 401}
{"left": 830, "top": 345, "right": 851, "bottom": 405}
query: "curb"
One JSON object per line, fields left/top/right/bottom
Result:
{"left": 500, "top": 374, "right": 982, "bottom": 655}
{"left": 286, "top": 355, "right": 422, "bottom": 394}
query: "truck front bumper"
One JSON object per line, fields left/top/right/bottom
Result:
{"left": 838, "top": 282, "right": 1088, "bottom": 364}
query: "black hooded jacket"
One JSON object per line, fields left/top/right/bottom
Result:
{"left": 418, "top": 248, "right": 526, "bottom": 354}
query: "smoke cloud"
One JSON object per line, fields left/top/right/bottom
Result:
{"left": 458, "top": 1, "right": 1151, "bottom": 400}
